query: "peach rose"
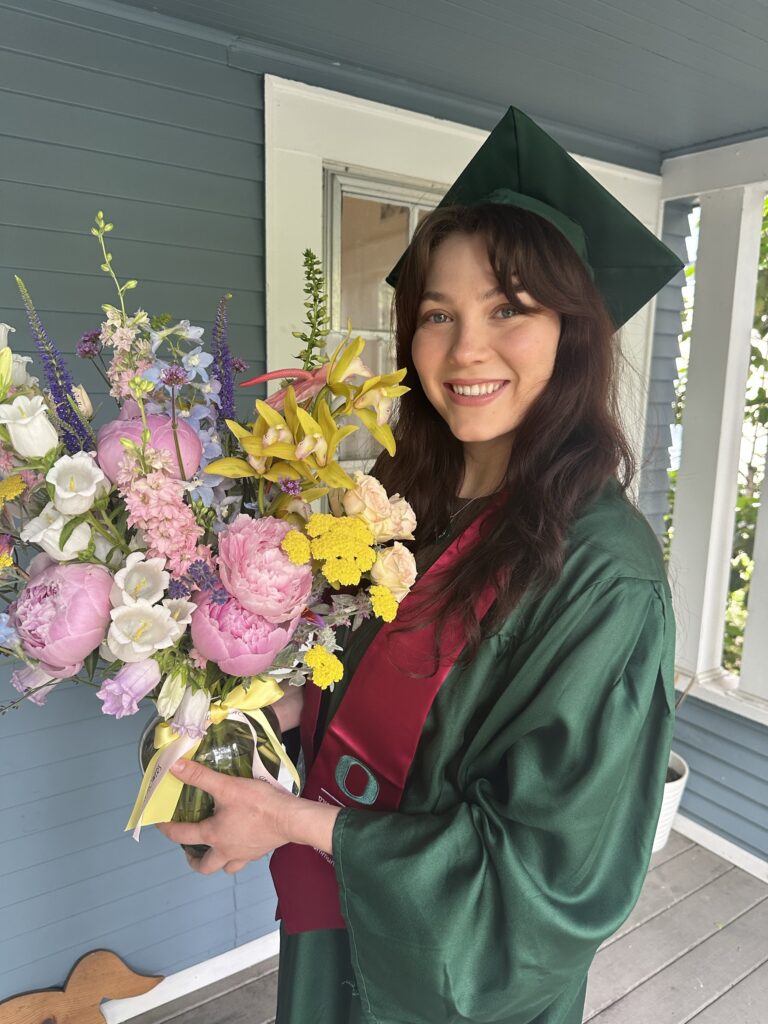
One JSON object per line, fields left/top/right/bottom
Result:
{"left": 370, "top": 542, "right": 417, "bottom": 602}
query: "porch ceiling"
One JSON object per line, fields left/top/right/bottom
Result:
{"left": 111, "top": 0, "right": 768, "bottom": 171}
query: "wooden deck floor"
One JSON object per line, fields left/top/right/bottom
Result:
{"left": 133, "top": 830, "right": 768, "bottom": 1024}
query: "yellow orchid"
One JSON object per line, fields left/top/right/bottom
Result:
{"left": 342, "top": 369, "right": 409, "bottom": 456}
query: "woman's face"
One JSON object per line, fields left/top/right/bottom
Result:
{"left": 411, "top": 232, "right": 561, "bottom": 458}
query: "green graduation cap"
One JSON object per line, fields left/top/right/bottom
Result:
{"left": 386, "top": 106, "right": 684, "bottom": 328}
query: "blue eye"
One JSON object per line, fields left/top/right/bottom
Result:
{"left": 496, "top": 306, "right": 518, "bottom": 319}
{"left": 426, "top": 311, "right": 450, "bottom": 324}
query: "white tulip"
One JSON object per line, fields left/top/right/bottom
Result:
{"left": 0, "top": 395, "right": 58, "bottom": 458}
{"left": 20, "top": 502, "right": 92, "bottom": 561}
{"left": 105, "top": 600, "right": 176, "bottom": 662}
{"left": 46, "top": 452, "right": 109, "bottom": 516}
{"left": 156, "top": 670, "right": 187, "bottom": 720}
{"left": 110, "top": 551, "right": 169, "bottom": 607}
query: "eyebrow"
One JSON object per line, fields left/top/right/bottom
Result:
{"left": 420, "top": 286, "right": 505, "bottom": 304}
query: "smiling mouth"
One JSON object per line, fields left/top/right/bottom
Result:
{"left": 447, "top": 381, "right": 507, "bottom": 396}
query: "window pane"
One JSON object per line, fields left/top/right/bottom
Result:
{"left": 341, "top": 197, "right": 409, "bottom": 331}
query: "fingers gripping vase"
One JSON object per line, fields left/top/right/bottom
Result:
{"left": 139, "top": 710, "right": 282, "bottom": 858}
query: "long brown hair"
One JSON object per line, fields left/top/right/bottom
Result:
{"left": 373, "top": 203, "right": 635, "bottom": 662}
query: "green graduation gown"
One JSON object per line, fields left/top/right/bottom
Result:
{"left": 275, "top": 479, "right": 676, "bottom": 1024}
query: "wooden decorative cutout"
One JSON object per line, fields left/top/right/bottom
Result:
{"left": 0, "top": 949, "right": 164, "bottom": 1024}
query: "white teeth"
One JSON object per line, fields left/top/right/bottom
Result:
{"left": 450, "top": 382, "right": 504, "bottom": 396}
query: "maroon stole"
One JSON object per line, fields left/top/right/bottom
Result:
{"left": 269, "top": 506, "right": 498, "bottom": 934}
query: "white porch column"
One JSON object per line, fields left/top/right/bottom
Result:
{"left": 739, "top": 497, "right": 768, "bottom": 699}
{"left": 668, "top": 185, "right": 764, "bottom": 689}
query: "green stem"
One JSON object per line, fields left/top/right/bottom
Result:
{"left": 170, "top": 390, "right": 187, "bottom": 480}
{"left": 258, "top": 476, "right": 265, "bottom": 515}
{"left": 98, "top": 232, "right": 127, "bottom": 323}
{"left": 86, "top": 511, "right": 128, "bottom": 551}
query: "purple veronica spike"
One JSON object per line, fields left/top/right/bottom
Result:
{"left": 210, "top": 295, "right": 235, "bottom": 423}
{"left": 15, "top": 276, "right": 94, "bottom": 453}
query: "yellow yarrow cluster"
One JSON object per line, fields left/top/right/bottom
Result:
{"left": 306, "top": 513, "right": 376, "bottom": 587}
{"left": 370, "top": 584, "right": 399, "bottom": 623}
{"left": 0, "top": 553, "right": 13, "bottom": 570}
{"left": 281, "top": 529, "right": 311, "bottom": 565}
{"left": 305, "top": 645, "right": 344, "bottom": 689}
{"left": 0, "top": 474, "right": 25, "bottom": 509}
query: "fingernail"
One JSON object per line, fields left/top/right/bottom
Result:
{"left": 171, "top": 761, "right": 187, "bottom": 775}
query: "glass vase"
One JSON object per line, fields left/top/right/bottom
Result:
{"left": 139, "top": 709, "right": 282, "bottom": 859}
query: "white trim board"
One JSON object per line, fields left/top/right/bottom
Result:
{"left": 672, "top": 815, "right": 768, "bottom": 884}
{"left": 264, "top": 75, "right": 666, "bottom": 466}
{"left": 101, "top": 929, "right": 280, "bottom": 1022}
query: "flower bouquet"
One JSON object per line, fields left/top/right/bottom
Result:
{"left": 0, "top": 214, "right": 416, "bottom": 842}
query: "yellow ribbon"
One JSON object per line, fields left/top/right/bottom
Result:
{"left": 125, "top": 675, "right": 300, "bottom": 839}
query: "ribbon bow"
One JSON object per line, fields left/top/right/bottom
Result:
{"left": 126, "top": 676, "right": 300, "bottom": 840}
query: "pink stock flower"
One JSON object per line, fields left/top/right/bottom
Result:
{"left": 12, "top": 665, "right": 57, "bottom": 706}
{"left": 96, "top": 659, "right": 162, "bottom": 718}
{"left": 10, "top": 563, "right": 113, "bottom": 677}
{"left": 121, "top": 471, "right": 203, "bottom": 576}
{"left": 190, "top": 592, "right": 298, "bottom": 677}
{"left": 96, "top": 414, "right": 203, "bottom": 482}
{"left": 218, "top": 515, "right": 313, "bottom": 624}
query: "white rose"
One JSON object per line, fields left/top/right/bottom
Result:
{"left": 105, "top": 600, "right": 177, "bottom": 662}
{"left": 342, "top": 472, "right": 396, "bottom": 541}
{"left": 110, "top": 551, "right": 169, "bottom": 607}
{"left": 387, "top": 496, "right": 416, "bottom": 541}
{"left": 370, "top": 542, "right": 417, "bottom": 601}
{"left": 0, "top": 395, "right": 58, "bottom": 458}
{"left": 20, "top": 501, "right": 91, "bottom": 561}
{"left": 46, "top": 452, "right": 109, "bottom": 516}
{"left": 156, "top": 670, "right": 187, "bottom": 720}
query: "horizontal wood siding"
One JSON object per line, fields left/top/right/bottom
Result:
{"left": 673, "top": 696, "right": 768, "bottom": 861}
{"left": 638, "top": 200, "right": 691, "bottom": 542}
{"left": 0, "top": 0, "right": 271, "bottom": 1000}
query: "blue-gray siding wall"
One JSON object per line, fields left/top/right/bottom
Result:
{"left": 674, "top": 696, "right": 768, "bottom": 861}
{"left": 638, "top": 199, "right": 691, "bottom": 541}
{"left": 0, "top": 0, "right": 271, "bottom": 1000}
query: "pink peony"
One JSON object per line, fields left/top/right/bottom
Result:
{"left": 96, "top": 414, "right": 203, "bottom": 482}
{"left": 190, "top": 592, "right": 298, "bottom": 677}
{"left": 10, "top": 563, "right": 113, "bottom": 677}
{"left": 218, "top": 515, "right": 313, "bottom": 624}
{"left": 96, "top": 659, "right": 162, "bottom": 719}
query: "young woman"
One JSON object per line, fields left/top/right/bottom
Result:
{"left": 159, "top": 109, "right": 682, "bottom": 1024}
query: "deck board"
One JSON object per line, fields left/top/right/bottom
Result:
{"left": 129, "top": 832, "right": 767, "bottom": 1024}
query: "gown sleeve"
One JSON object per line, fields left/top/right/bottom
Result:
{"left": 332, "top": 576, "right": 676, "bottom": 1024}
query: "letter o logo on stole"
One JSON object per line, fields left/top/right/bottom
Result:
{"left": 334, "top": 755, "right": 380, "bottom": 806}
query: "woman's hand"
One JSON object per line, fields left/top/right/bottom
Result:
{"left": 155, "top": 758, "right": 340, "bottom": 875}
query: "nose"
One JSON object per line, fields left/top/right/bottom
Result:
{"left": 448, "top": 317, "right": 489, "bottom": 365}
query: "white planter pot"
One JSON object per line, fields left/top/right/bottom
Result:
{"left": 652, "top": 750, "right": 690, "bottom": 853}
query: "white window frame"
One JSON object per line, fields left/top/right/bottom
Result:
{"left": 323, "top": 164, "right": 442, "bottom": 342}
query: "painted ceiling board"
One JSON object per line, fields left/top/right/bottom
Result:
{"left": 106, "top": 0, "right": 768, "bottom": 163}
